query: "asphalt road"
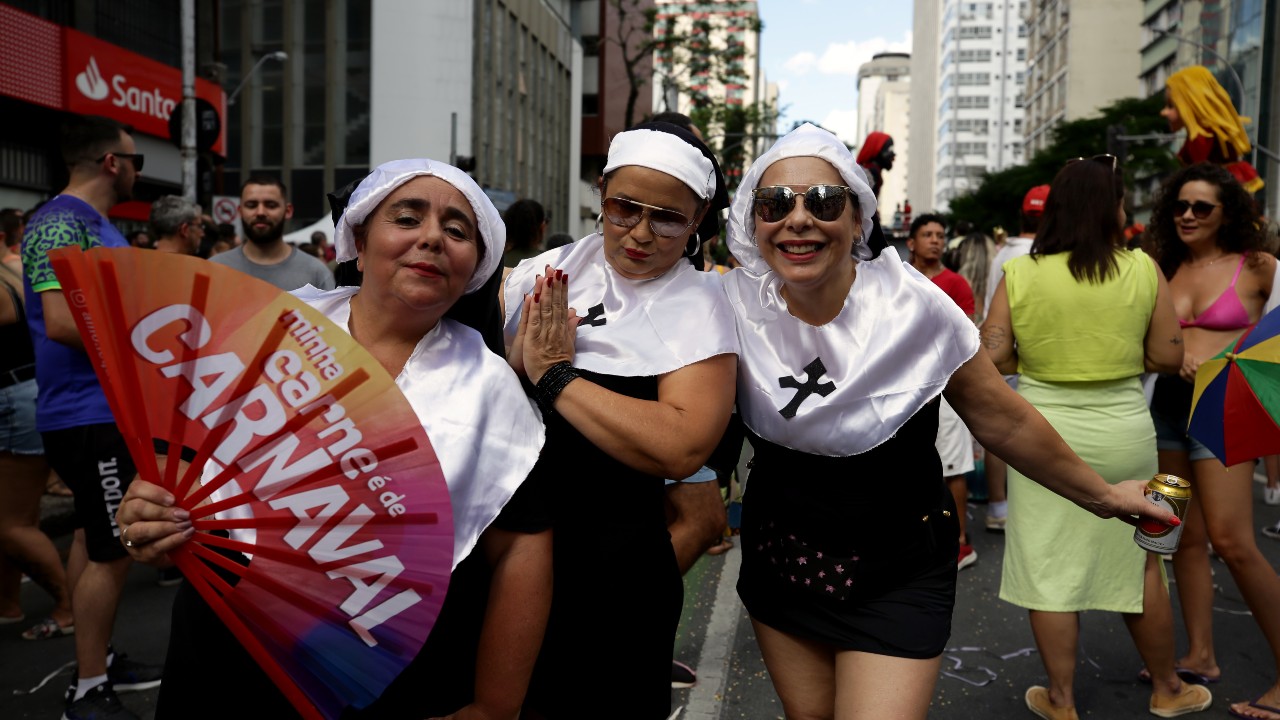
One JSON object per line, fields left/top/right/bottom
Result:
{"left": 3, "top": 479, "right": 1278, "bottom": 719}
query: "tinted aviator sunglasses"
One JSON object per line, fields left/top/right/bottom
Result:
{"left": 1172, "top": 200, "right": 1220, "bottom": 219}
{"left": 602, "top": 197, "right": 697, "bottom": 238}
{"left": 752, "top": 185, "right": 854, "bottom": 223}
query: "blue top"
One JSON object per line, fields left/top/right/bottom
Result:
{"left": 22, "top": 195, "right": 126, "bottom": 431}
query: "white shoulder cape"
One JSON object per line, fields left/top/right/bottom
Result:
{"left": 723, "top": 248, "right": 980, "bottom": 457}
{"left": 503, "top": 233, "right": 738, "bottom": 377}
{"left": 293, "top": 286, "right": 545, "bottom": 569}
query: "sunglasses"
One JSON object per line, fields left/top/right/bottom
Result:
{"left": 1066, "top": 153, "right": 1118, "bottom": 171}
{"left": 602, "top": 197, "right": 696, "bottom": 238}
{"left": 1172, "top": 200, "right": 1220, "bottom": 219}
{"left": 97, "top": 151, "right": 145, "bottom": 172}
{"left": 752, "top": 185, "right": 854, "bottom": 224}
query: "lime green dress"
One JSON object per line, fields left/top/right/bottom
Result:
{"left": 999, "top": 249, "right": 1161, "bottom": 612}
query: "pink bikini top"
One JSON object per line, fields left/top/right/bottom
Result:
{"left": 1179, "top": 254, "right": 1252, "bottom": 331}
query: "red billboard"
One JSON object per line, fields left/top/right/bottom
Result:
{"left": 62, "top": 28, "right": 226, "bottom": 155}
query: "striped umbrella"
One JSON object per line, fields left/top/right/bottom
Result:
{"left": 1189, "top": 305, "right": 1280, "bottom": 466}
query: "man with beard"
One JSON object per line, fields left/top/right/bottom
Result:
{"left": 209, "top": 174, "right": 334, "bottom": 291}
{"left": 21, "top": 114, "right": 162, "bottom": 720}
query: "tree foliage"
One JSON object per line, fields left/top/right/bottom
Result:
{"left": 947, "top": 95, "right": 1179, "bottom": 233}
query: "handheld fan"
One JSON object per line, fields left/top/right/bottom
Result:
{"left": 50, "top": 246, "right": 453, "bottom": 720}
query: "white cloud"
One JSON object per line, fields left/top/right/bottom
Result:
{"left": 775, "top": 78, "right": 790, "bottom": 92}
{"left": 821, "top": 109, "right": 861, "bottom": 144}
{"left": 783, "top": 51, "right": 818, "bottom": 75}
{"left": 813, "top": 33, "right": 913, "bottom": 77}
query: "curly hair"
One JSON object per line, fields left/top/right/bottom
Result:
{"left": 1145, "top": 163, "right": 1264, "bottom": 279}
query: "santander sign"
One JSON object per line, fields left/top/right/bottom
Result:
{"left": 63, "top": 28, "right": 225, "bottom": 154}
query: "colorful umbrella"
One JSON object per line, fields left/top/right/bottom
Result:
{"left": 1188, "top": 304, "right": 1280, "bottom": 466}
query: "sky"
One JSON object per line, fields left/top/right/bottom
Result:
{"left": 756, "top": 0, "right": 913, "bottom": 146}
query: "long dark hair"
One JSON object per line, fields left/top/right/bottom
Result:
{"left": 1031, "top": 158, "right": 1125, "bottom": 283}
{"left": 1145, "top": 163, "right": 1264, "bottom": 279}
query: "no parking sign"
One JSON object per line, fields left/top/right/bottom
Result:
{"left": 211, "top": 196, "right": 240, "bottom": 224}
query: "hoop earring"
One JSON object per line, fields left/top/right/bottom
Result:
{"left": 685, "top": 235, "right": 699, "bottom": 257}
{"left": 595, "top": 212, "right": 603, "bottom": 234}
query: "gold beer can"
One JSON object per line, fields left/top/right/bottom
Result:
{"left": 1134, "top": 473, "right": 1192, "bottom": 554}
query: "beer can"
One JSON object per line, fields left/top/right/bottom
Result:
{"left": 1133, "top": 473, "right": 1192, "bottom": 554}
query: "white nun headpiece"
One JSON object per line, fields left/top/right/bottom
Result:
{"left": 332, "top": 158, "right": 505, "bottom": 294}
{"left": 603, "top": 128, "right": 716, "bottom": 201}
{"left": 727, "top": 123, "right": 879, "bottom": 275}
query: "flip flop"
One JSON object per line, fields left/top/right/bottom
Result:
{"left": 1229, "top": 698, "right": 1280, "bottom": 720}
{"left": 0, "top": 613, "right": 25, "bottom": 625}
{"left": 1137, "top": 666, "right": 1222, "bottom": 685}
{"left": 21, "top": 616, "right": 74, "bottom": 640}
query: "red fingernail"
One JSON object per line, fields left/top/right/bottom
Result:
{"left": 534, "top": 293, "right": 541, "bottom": 303}
{"left": 1170, "top": 516, "right": 1181, "bottom": 526}
{"left": 561, "top": 273, "right": 568, "bottom": 284}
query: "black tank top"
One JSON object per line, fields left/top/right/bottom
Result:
{"left": 0, "top": 267, "right": 35, "bottom": 373}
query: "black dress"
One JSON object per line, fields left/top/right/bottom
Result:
{"left": 737, "top": 399, "right": 960, "bottom": 659}
{"left": 524, "top": 370, "right": 683, "bottom": 719}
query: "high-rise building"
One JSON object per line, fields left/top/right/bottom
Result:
{"left": 908, "top": 0, "right": 941, "bottom": 217}
{"left": 1140, "top": 1, "right": 1205, "bottom": 99}
{"left": 932, "top": 0, "right": 1029, "bottom": 210}
{"left": 855, "top": 53, "right": 910, "bottom": 219}
{"left": 651, "top": 0, "right": 768, "bottom": 168}
{"left": 1023, "top": 0, "right": 1141, "bottom": 157}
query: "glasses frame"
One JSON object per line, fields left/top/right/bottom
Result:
{"left": 751, "top": 184, "right": 855, "bottom": 224}
{"left": 1066, "top": 153, "right": 1118, "bottom": 172}
{"left": 1172, "top": 199, "right": 1221, "bottom": 219}
{"left": 601, "top": 196, "right": 698, "bottom": 239}
{"left": 97, "top": 151, "right": 145, "bottom": 172}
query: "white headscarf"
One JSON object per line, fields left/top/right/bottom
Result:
{"left": 332, "top": 159, "right": 504, "bottom": 294}
{"left": 727, "top": 123, "right": 879, "bottom": 275}
{"left": 602, "top": 128, "right": 717, "bottom": 201}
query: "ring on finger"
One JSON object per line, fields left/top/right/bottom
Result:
{"left": 122, "top": 524, "right": 135, "bottom": 548}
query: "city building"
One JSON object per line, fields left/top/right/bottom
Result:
{"left": 1023, "top": 0, "right": 1141, "bottom": 157}
{"left": 0, "top": 0, "right": 222, "bottom": 224}
{"left": 933, "top": 0, "right": 1030, "bottom": 210}
{"left": 908, "top": 0, "right": 940, "bottom": 216}
{"left": 228, "top": 0, "right": 578, "bottom": 228}
{"left": 651, "top": 0, "right": 769, "bottom": 174}
{"left": 855, "top": 53, "right": 911, "bottom": 219}
{"left": 567, "top": 0, "right": 655, "bottom": 238}
{"left": 1140, "top": 1, "right": 1205, "bottom": 99}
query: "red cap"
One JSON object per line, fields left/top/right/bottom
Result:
{"left": 1022, "top": 185, "right": 1050, "bottom": 216}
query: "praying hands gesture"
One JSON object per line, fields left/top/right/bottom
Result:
{"left": 508, "top": 265, "right": 581, "bottom": 384}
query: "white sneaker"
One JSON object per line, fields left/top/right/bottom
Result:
{"left": 1265, "top": 486, "right": 1280, "bottom": 506}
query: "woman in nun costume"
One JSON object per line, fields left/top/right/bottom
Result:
{"left": 116, "top": 159, "right": 550, "bottom": 720}
{"left": 721, "top": 124, "right": 1182, "bottom": 718}
{"left": 505, "top": 122, "right": 737, "bottom": 717}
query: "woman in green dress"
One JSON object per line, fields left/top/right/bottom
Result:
{"left": 982, "top": 156, "right": 1209, "bottom": 719}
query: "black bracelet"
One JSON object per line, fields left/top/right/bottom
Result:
{"left": 535, "top": 361, "right": 579, "bottom": 415}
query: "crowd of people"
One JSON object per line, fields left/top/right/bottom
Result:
{"left": 1, "top": 64, "right": 1278, "bottom": 720}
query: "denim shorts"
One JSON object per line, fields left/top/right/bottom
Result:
{"left": 0, "top": 379, "right": 43, "bottom": 455}
{"left": 1151, "top": 405, "right": 1216, "bottom": 462}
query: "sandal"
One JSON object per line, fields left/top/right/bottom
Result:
{"left": 1228, "top": 697, "right": 1280, "bottom": 720}
{"left": 21, "top": 616, "right": 74, "bottom": 640}
{"left": 1137, "top": 666, "right": 1221, "bottom": 685}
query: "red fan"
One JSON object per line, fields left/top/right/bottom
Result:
{"left": 50, "top": 247, "right": 453, "bottom": 720}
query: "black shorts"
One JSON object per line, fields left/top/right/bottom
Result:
{"left": 42, "top": 423, "right": 138, "bottom": 562}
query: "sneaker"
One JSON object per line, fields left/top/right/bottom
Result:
{"left": 1149, "top": 682, "right": 1212, "bottom": 717}
{"left": 671, "top": 660, "right": 696, "bottom": 689}
{"left": 985, "top": 513, "right": 1006, "bottom": 532}
{"left": 1025, "top": 686, "right": 1079, "bottom": 720}
{"left": 107, "top": 652, "right": 162, "bottom": 693}
{"left": 1263, "top": 521, "right": 1280, "bottom": 541}
{"left": 957, "top": 544, "right": 977, "bottom": 570}
{"left": 1266, "top": 486, "right": 1280, "bottom": 506}
{"left": 156, "top": 567, "right": 183, "bottom": 587}
{"left": 63, "top": 683, "right": 139, "bottom": 720}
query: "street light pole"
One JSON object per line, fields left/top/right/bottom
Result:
{"left": 227, "top": 51, "right": 288, "bottom": 106}
{"left": 180, "top": 0, "right": 196, "bottom": 202}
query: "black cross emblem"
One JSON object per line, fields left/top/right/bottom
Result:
{"left": 777, "top": 357, "right": 836, "bottom": 419}
{"left": 580, "top": 303, "right": 607, "bottom": 328}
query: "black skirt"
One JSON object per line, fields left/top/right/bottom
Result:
{"left": 737, "top": 399, "right": 960, "bottom": 659}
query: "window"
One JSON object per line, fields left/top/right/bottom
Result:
{"left": 959, "top": 25, "right": 993, "bottom": 39}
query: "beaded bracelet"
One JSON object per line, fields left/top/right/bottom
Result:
{"left": 535, "top": 361, "right": 579, "bottom": 415}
